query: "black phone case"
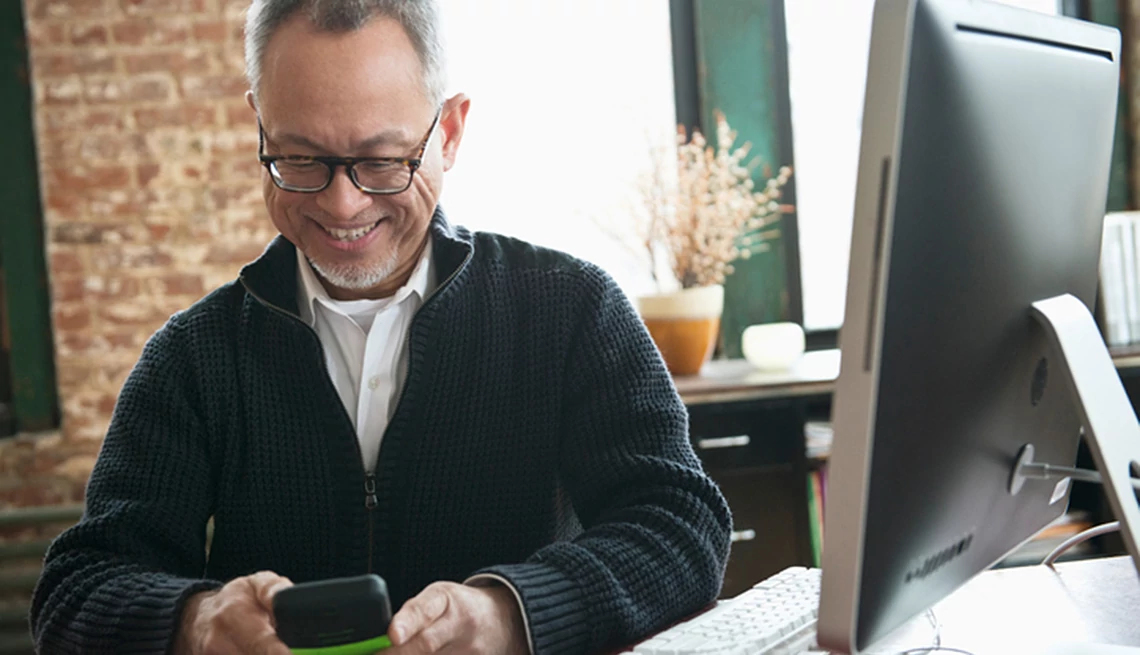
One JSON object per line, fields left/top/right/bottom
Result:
{"left": 273, "top": 574, "right": 393, "bottom": 649}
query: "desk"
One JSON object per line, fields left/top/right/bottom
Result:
{"left": 674, "top": 352, "right": 841, "bottom": 595}
{"left": 677, "top": 349, "right": 1140, "bottom": 597}
{"left": 866, "top": 556, "right": 1140, "bottom": 653}
{"left": 618, "top": 556, "right": 1138, "bottom": 653}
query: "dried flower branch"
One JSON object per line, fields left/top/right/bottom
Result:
{"left": 640, "top": 110, "right": 793, "bottom": 289}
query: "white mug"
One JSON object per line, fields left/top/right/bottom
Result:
{"left": 742, "top": 322, "right": 805, "bottom": 371}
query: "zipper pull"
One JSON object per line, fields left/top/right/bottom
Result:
{"left": 364, "top": 474, "right": 377, "bottom": 510}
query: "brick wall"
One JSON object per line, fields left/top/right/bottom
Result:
{"left": 2, "top": 0, "right": 272, "bottom": 506}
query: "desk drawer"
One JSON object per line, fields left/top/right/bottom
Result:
{"left": 711, "top": 465, "right": 811, "bottom": 597}
{"left": 688, "top": 401, "right": 803, "bottom": 473}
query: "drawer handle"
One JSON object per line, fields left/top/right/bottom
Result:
{"left": 697, "top": 435, "right": 751, "bottom": 450}
{"left": 731, "top": 529, "right": 757, "bottom": 543}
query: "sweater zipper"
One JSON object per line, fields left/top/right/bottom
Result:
{"left": 239, "top": 287, "right": 375, "bottom": 566}
{"left": 239, "top": 243, "right": 471, "bottom": 573}
{"left": 365, "top": 473, "right": 377, "bottom": 574}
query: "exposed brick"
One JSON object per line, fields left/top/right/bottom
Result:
{"left": 28, "top": 0, "right": 109, "bottom": 19}
{"left": 83, "top": 276, "right": 142, "bottom": 299}
{"left": 23, "top": 0, "right": 268, "bottom": 499}
{"left": 225, "top": 102, "right": 256, "bottom": 128}
{"left": 89, "top": 245, "right": 174, "bottom": 271}
{"left": 98, "top": 302, "right": 168, "bottom": 325}
{"left": 85, "top": 75, "right": 174, "bottom": 104}
{"left": 204, "top": 241, "right": 266, "bottom": 265}
{"left": 193, "top": 19, "right": 228, "bottom": 43}
{"left": 88, "top": 189, "right": 157, "bottom": 218}
{"left": 221, "top": 0, "right": 247, "bottom": 20}
{"left": 46, "top": 165, "right": 132, "bottom": 192}
{"left": 148, "top": 273, "right": 205, "bottom": 296}
{"left": 70, "top": 23, "right": 110, "bottom": 46}
{"left": 209, "top": 157, "right": 261, "bottom": 183}
{"left": 206, "top": 130, "right": 259, "bottom": 156}
{"left": 52, "top": 223, "right": 143, "bottom": 245}
{"left": 120, "top": 0, "right": 207, "bottom": 15}
{"left": 40, "top": 77, "right": 83, "bottom": 105}
{"left": 49, "top": 249, "right": 84, "bottom": 274}
{"left": 180, "top": 74, "right": 248, "bottom": 100}
{"left": 134, "top": 104, "right": 218, "bottom": 130}
{"left": 25, "top": 21, "right": 67, "bottom": 48}
{"left": 104, "top": 330, "right": 147, "bottom": 350}
{"left": 53, "top": 306, "right": 92, "bottom": 332}
{"left": 52, "top": 277, "right": 86, "bottom": 303}
{"left": 33, "top": 51, "right": 116, "bottom": 77}
{"left": 111, "top": 18, "right": 190, "bottom": 46}
{"left": 137, "top": 163, "right": 161, "bottom": 187}
{"left": 122, "top": 48, "right": 211, "bottom": 75}
{"left": 44, "top": 189, "right": 85, "bottom": 218}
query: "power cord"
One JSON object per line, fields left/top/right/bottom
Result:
{"left": 1019, "top": 463, "right": 1140, "bottom": 491}
{"left": 1041, "top": 520, "right": 1121, "bottom": 568}
{"left": 892, "top": 609, "right": 977, "bottom": 655}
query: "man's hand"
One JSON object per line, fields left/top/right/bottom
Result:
{"left": 174, "top": 571, "right": 294, "bottom": 655}
{"left": 387, "top": 581, "right": 528, "bottom": 655}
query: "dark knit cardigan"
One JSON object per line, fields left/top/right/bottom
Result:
{"left": 31, "top": 210, "right": 732, "bottom": 655}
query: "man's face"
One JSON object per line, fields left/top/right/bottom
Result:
{"left": 254, "top": 14, "right": 467, "bottom": 299}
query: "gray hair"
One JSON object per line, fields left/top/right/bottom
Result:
{"left": 244, "top": 0, "right": 447, "bottom": 106}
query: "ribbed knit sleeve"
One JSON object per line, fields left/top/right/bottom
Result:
{"left": 30, "top": 314, "right": 222, "bottom": 654}
{"left": 475, "top": 265, "right": 733, "bottom": 655}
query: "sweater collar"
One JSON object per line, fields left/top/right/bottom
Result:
{"left": 239, "top": 206, "right": 473, "bottom": 319}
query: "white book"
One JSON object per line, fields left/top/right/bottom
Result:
{"left": 1100, "top": 215, "right": 1131, "bottom": 346}
{"left": 1119, "top": 215, "right": 1140, "bottom": 340}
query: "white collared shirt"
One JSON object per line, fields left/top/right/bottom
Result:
{"left": 296, "top": 242, "right": 435, "bottom": 472}
{"left": 295, "top": 240, "right": 535, "bottom": 653}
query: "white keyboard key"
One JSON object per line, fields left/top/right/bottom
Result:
{"left": 632, "top": 567, "right": 821, "bottom": 655}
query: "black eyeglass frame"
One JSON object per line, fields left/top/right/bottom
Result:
{"left": 257, "top": 107, "right": 443, "bottom": 195}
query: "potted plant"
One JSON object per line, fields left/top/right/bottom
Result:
{"left": 636, "top": 111, "right": 793, "bottom": 376}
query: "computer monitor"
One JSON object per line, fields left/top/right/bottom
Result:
{"left": 817, "top": 1, "right": 1140, "bottom": 653}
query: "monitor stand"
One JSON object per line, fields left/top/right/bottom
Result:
{"left": 1020, "top": 293, "right": 1140, "bottom": 576}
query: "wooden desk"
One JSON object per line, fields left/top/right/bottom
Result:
{"left": 673, "top": 352, "right": 841, "bottom": 596}
{"left": 674, "top": 350, "right": 841, "bottom": 406}
{"left": 677, "top": 349, "right": 1140, "bottom": 596}
{"left": 865, "top": 556, "right": 1140, "bottom": 654}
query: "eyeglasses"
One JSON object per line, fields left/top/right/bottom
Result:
{"left": 257, "top": 108, "right": 442, "bottom": 195}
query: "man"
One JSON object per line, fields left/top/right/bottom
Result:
{"left": 30, "top": 1, "right": 732, "bottom": 653}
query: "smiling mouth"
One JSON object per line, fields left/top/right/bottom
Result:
{"left": 319, "top": 218, "right": 382, "bottom": 242}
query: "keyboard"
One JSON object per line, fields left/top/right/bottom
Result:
{"left": 633, "top": 566, "right": 821, "bottom": 655}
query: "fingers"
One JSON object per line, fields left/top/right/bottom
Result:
{"left": 188, "top": 572, "right": 294, "bottom": 655}
{"left": 388, "top": 620, "right": 457, "bottom": 655}
{"left": 388, "top": 583, "right": 453, "bottom": 646}
{"left": 246, "top": 570, "right": 294, "bottom": 614}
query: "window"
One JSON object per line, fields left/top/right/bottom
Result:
{"left": 784, "top": 0, "right": 1061, "bottom": 331}
{"left": 437, "top": 1, "right": 677, "bottom": 299}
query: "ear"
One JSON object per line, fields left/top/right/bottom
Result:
{"left": 245, "top": 90, "right": 257, "bottom": 112}
{"left": 439, "top": 93, "right": 471, "bottom": 172}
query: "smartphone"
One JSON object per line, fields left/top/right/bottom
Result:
{"left": 273, "top": 574, "right": 393, "bottom": 654}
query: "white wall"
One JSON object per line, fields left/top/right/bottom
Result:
{"left": 437, "top": 0, "right": 678, "bottom": 299}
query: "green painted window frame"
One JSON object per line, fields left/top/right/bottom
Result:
{"left": 0, "top": 0, "right": 60, "bottom": 435}
{"left": 669, "top": 0, "right": 807, "bottom": 358}
{"left": 670, "top": 0, "right": 1133, "bottom": 356}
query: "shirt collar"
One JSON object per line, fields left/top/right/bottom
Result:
{"left": 296, "top": 238, "right": 435, "bottom": 327}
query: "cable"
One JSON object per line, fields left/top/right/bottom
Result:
{"left": 891, "top": 610, "right": 979, "bottom": 655}
{"left": 1041, "top": 520, "right": 1121, "bottom": 568}
{"left": 896, "top": 649, "right": 976, "bottom": 655}
{"left": 1019, "top": 463, "right": 1140, "bottom": 491}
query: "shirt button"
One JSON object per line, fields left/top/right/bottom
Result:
{"left": 368, "top": 376, "right": 381, "bottom": 391}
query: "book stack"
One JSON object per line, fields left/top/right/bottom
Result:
{"left": 804, "top": 421, "right": 832, "bottom": 567}
{"left": 1099, "top": 211, "right": 1140, "bottom": 347}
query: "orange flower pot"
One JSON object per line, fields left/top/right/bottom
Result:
{"left": 638, "top": 285, "right": 724, "bottom": 376}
